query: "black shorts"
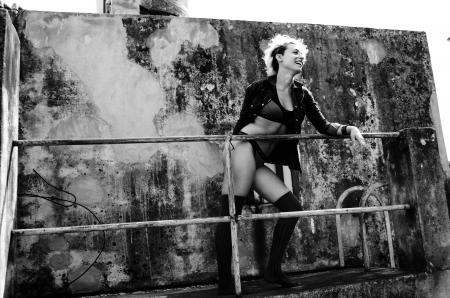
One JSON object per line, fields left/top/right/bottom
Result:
{"left": 238, "top": 131, "right": 267, "bottom": 168}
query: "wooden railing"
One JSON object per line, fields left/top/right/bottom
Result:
{"left": 10, "top": 132, "right": 408, "bottom": 296}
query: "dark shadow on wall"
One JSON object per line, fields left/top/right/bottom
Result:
{"left": 139, "top": 5, "right": 177, "bottom": 16}
{"left": 446, "top": 167, "right": 450, "bottom": 218}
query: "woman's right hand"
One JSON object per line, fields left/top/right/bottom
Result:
{"left": 348, "top": 126, "right": 366, "bottom": 146}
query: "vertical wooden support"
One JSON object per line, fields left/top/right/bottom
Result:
{"left": 335, "top": 214, "right": 345, "bottom": 267}
{"left": 359, "top": 214, "right": 370, "bottom": 270}
{"left": 224, "top": 136, "right": 241, "bottom": 296}
{"left": 0, "top": 10, "right": 20, "bottom": 298}
{"left": 384, "top": 211, "right": 396, "bottom": 268}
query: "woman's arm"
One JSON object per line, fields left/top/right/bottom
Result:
{"left": 232, "top": 82, "right": 257, "bottom": 134}
{"left": 303, "top": 88, "right": 365, "bottom": 145}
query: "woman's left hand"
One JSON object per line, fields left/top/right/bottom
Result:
{"left": 348, "top": 126, "right": 366, "bottom": 146}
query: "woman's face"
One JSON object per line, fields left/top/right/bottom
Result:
{"left": 276, "top": 43, "right": 305, "bottom": 74}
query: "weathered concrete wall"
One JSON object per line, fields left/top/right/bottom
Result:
{"left": 386, "top": 128, "right": 450, "bottom": 271}
{"left": 9, "top": 10, "right": 446, "bottom": 297}
{"left": 0, "top": 9, "right": 20, "bottom": 298}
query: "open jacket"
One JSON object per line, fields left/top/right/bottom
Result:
{"left": 232, "top": 75, "right": 336, "bottom": 171}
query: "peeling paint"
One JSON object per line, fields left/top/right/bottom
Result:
{"left": 147, "top": 18, "right": 219, "bottom": 69}
{"left": 106, "top": 263, "right": 130, "bottom": 287}
{"left": 69, "top": 265, "right": 103, "bottom": 292}
{"left": 48, "top": 252, "right": 72, "bottom": 270}
{"left": 163, "top": 113, "right": 222, "bottom": 178}
{"left": 47, "top": 236, "right": 69, "bottom": 251}
{"left": 360, "top": 39, "right": 386, "bottom": 64}
{"left": 23, "top": 14, "right": 165, "bottom": 163}
{"left": 66, "top": 176, "right": 104, "bottom": 204}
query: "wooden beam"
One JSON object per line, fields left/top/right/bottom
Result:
{"left": 12, "top": 205, "right": 410, "bottom": 236}
{"left": 225, "top": 136, "right": 242, "bottom": 296}
{"left": 13, "top": 132, "right": 400, "bottom": 147}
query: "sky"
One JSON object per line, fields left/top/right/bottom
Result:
{"left": 3, "top": 0, "right": 450, "bottom": 158}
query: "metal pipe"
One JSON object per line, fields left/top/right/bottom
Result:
{"left": 12, "top": 205, "right": 409, "bottom": 236}
{"left": 335, "top": 186, "right": 366, "bottom": 268}
{"left": 13, "top": 132, "right": 400, "bottom": 147}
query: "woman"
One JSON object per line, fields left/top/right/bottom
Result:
{"left": 215, "top": 34, "right": 365, "bottom": 294}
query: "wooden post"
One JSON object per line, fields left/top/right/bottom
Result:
{"left": 224, "top": 136, "right": 241, "bottom": 296}
{"left": 0, "top": 10, "right": 20, "bottom": 298}
{"left": 335, "top": 214, "right": 344, "bottom": 267}
{"left": 384, "top": 211, "right": 396, "bottom": 268}
{"left": 359, "top": 214, "right": 371, "bottom": 270}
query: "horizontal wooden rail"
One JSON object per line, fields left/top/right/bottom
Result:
{"left": 12, "top": 204, "right": 409, "bottom": 236}
{"left": 238, "top": 205, "right": 410, "bottom": 221}
{"left": 13, "top": 132, "right": 399, "bottom": 147}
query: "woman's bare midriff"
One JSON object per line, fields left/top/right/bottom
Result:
{"left": 239, "top": 116, "right": 287, "bottom": 155}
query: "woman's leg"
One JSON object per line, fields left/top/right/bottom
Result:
{"left": 221, "top": 141, "right": 256, "bottom": 196}
{"left": 253, "top": 166, "right": 302, "bottom": 287}
{"left": 216, "top": 141, "right": 256, "bottom": 294}
{"left": 215, "top": 194, "right": 246, "bottom": 294}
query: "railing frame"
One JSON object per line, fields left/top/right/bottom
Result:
{"left": 336, "top": 183, "right": 397, "bottom": 271}
{"left": 11, "top": 132, "right": 408, "bottom": 297}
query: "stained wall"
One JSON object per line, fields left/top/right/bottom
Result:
{"left": 9, "top": 11, "right": 444, "bottom": 296}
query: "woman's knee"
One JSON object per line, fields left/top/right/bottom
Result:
{"left": 253, "top": 166, "right": 290, "bottom": 202}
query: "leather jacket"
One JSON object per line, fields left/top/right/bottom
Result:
{"left": 232, "top": 75, "right": 335, "bottom": 171}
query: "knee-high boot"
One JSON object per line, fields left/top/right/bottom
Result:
{"left": 264, "top": 191, "right": 302, "bottom": 287}
{"left": 215, "top": 194, "right": 246, "bottom": 295}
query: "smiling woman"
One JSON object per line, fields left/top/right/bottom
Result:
{"left": 187, "top": 0, "right": 450, "bottom": 166}
{"left": 214, "top": 33, "right": 366, "bottom": 295}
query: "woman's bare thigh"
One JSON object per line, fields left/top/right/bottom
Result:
{"left": 253, "top": 166, "right": 290, "bottom": 203}
{"left": 221, "top": 141, "right": 256, "bottom": 196}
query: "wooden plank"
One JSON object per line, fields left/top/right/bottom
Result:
{"left": 336, "top": 214, "right": 345, "bottom": 267}
{"left": 12, "top": 205, "right": 410, "bottom": 236}
{"left": 225, "top": 136, "right": 241, "bottom": 296}
{"left": 13, "top": 216, "right": 231, "bottom": 236}
{"left": 13, "top": 132, "right": 400, "bottom": 147}
{"left": 239, "top": 205, "right": 410, "bottom": 221}
{"left": 0, "top": 10, "right": 20, "bottom": 298}
{"left": 384, "top": 211, "right": 396, "bottom": 268}
{"left": 360, "top": 215, "right": 371, "bottom": 270}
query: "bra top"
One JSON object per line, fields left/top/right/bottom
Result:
{"left": 258, "top": 94, "right": 296, "bottom": 127}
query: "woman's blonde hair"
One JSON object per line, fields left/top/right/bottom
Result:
{"left": 263, "top": 34, "right": 309, "bottom": 76}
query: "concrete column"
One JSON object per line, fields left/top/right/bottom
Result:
{"left": 0, "top": 9, "right": 19, "bottom": 298}
{"left": 386, "top": 128, "right": 450, "bottom": 271}
{"left": 96, "top": 0, "right": 105, "bottom": 13}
